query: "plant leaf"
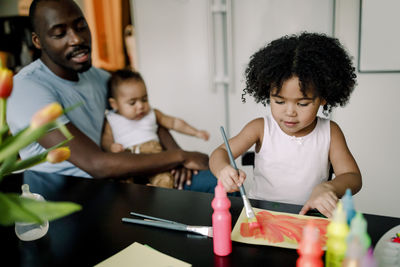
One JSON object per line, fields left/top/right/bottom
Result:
{"left": 0, "top": 154, "right": 17, "bottom": 182}
{"left": 0, "top": 124, "right": 8, "bottom": 136}
{"left": 0, "top": 192, "right": 82, "bottom": 226}
{"left": 3, "top": 138, "right": 73, "bottom": 176}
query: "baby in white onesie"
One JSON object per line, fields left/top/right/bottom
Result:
{"left": 102, "top": 69, "right": 209, "bottom": 188}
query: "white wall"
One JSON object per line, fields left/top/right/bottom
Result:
{"left": 334, "top": 0, "right": 400, "bottom": 218}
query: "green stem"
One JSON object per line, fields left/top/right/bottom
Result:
{"left": 0, "top": 98, "right": 6, "bottom": 145}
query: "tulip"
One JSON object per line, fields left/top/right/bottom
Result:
{"left": 30, "top": 102, "right": 63, "bottom": 129}
{"left": 0, "top": 67, "right": 12, "bottom": 99}
{"left": 46, "top": 147, "right": 71, "bottom": 163}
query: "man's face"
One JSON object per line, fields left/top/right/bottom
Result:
{"left": 32, "top": 0, "right": 92, "bottom": 80}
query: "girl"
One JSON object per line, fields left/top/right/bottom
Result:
{"left": 209, "top": 32, "right": 362, "bottom": 218}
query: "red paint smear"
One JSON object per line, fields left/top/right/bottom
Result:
{"left": 240, "top": 210, "right": 329, "bottom": 246}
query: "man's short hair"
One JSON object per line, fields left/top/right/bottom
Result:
{"left": 29, "top": 0, "right": 59, "bottom": 32}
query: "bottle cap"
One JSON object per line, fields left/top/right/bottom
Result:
{"left": 327, "top": 201, "right": 349, "bottom": 238}
{"left": 361, "top": 247, "right": 377, "bottom": 267}
{"left": 298, "top": 220, "right": 323, "bottom": 256}
{"left": 349, "top": 212, "right": 371, "bottom": 251}
{"left": 21, "top": 184, "right": 34, "bottom": 198}
{"left": 21, "top": 184, "right": 44, "bottom": 201}
{"left": 215, "top": 181, "right": 227, "bottom": 198}
{"left": 333, "top": 201, "right": 347, "bottom": 224}
{"left": 342, "top": 188, "right": 355, "bottom": 225}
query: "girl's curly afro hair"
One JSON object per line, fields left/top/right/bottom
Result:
{"left": 242, "top": 32, "right": 357, "bottom": 114}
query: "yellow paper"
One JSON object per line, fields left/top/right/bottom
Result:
{"left": 95, "top": 242, "right": 191, "bottom": 267}
{"left": 231, "top": 207, "right": 330, "bottom": 249}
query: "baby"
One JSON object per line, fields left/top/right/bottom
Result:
{"left": 102, "top": 69, "right": 209, "bottom": 188}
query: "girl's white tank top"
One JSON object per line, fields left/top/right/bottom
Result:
{"left": 248, "top": 115, "right": 330, "bottom": 205}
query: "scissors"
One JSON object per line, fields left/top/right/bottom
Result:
{"left": 122, "top": 212, "right": 213, "bottom": 238}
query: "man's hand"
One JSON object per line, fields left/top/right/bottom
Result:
{"left": 299, "top": 182, "right": 338, "bottom": 218}
{"left": 171, "top": 167, "right": 198, "bottom": 190}
{"left": 181, "top": 151, "right": 209, "bottom": 170}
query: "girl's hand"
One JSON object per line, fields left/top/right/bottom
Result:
{"left": 218, "top": 165, "right": 246, "bottom": 193}
{"left": 299, "top": 182, "right": 338, "bottom": 218}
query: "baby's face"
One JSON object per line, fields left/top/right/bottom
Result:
{"left": 111, "top": 80, "right": 150, "bottom": 120}
{"left": 269, "top": 76, "right": 326, "bottom": 137}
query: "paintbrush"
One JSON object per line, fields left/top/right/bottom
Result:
{"left": 220, "top": 126, "right": 261, "bottom": 231}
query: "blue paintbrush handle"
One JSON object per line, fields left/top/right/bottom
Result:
{"left": 220, "top": 126, "right": 256, "bottom": 220}
{"left": 130, "top": 212, "right": 184, "bottom": 225}
{"left": 220, "top": 126, "right": 238, "bottom": 170}
{"left": 220, "top": 126, "right": 246, "bottom": 196}
{"left": 122, "top": 217, "right": 188, "bottom": 232}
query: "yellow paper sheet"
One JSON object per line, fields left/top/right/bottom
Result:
{"left": 231, "top": 207, "right": 330, "bottom": 250}
{"left": 95, "top": 242, "right": 191, "bottom": 267}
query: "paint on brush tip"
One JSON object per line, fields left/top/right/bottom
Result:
{"left": 248, "top": 215, "right": 264, "bottom": 234}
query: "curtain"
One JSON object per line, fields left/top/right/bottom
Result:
{"left": 84, "top": 0, "right": 125, "bottom": 71}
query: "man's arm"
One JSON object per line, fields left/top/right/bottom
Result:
{"left": 101, "top": 120, "right": 114, "bottom": 152}
{"left": 39, "top": 123, "right": 209, "bottom": 179}
{"left": 157, "top": 125, "right": 209, "bottom": 189}
{"left": 157, "top": 124, "right": 181, "bottom": 151}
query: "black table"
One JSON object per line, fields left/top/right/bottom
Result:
{"left": 1, "top": 171, "right": 399, "bottom": 267}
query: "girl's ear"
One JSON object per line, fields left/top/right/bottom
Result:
{"left": 320, "top": 98, "right": 327, "bottom": 106}
{"left": 109, "top": 98, "right": 118, "bottom": 111}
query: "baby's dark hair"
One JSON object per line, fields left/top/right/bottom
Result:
{"left": 243, "top": 32, "right": 357, "bottom": 114}
{"left": 107, "top": 69, "right": 145, "bottom": 99}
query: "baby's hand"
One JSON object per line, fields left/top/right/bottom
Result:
{"left": 110, "top": 143, "right": 124, "bottom": 153}
{"left": 218, "top": 165, "right": 246, "bottom": 193}
{"left": 196, "top": 130, "right": 210, "bottom": 141}
{"left": 299, "top": 182, "right": 338, "bottom": 218}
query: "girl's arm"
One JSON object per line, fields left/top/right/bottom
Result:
{"left": 300, "top": 121, "right": 362, "bottom": 218}
{"left": 326, "top": 121, "right": 362, "bottom": 196}
{"left": 154, "top": 109, "right": 209, "bottom": 141}
{"left": 209, "top": 118, "right": 264, "bottom": 192}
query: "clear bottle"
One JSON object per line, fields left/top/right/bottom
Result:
{"left": 15, "top": 184, "right": 49, "bottom": 241}
{"left": 212, "top": 181, "right": 232, "bottom": 256}
{"left": 342, "top": 236, "right": 363, "bottom": 267}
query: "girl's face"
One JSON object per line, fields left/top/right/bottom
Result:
{"left": 109, "top": 79, "right": 150, "bottom": 120}
{"left": 270, "top": 76, "right": 326, "bottom": 137}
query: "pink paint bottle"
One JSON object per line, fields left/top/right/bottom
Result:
{"left": 212, "top": 181, "right": 232, "bottom": 256}
{"left": 297, "top": 220, "right": 324, "bottom": 267}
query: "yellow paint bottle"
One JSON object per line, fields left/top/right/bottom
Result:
{"left": 325, "top": 201, "right": 349, "bottom": 267}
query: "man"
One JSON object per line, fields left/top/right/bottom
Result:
{"left": 7, "top": 0, "right": 216, "bottom": 191}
